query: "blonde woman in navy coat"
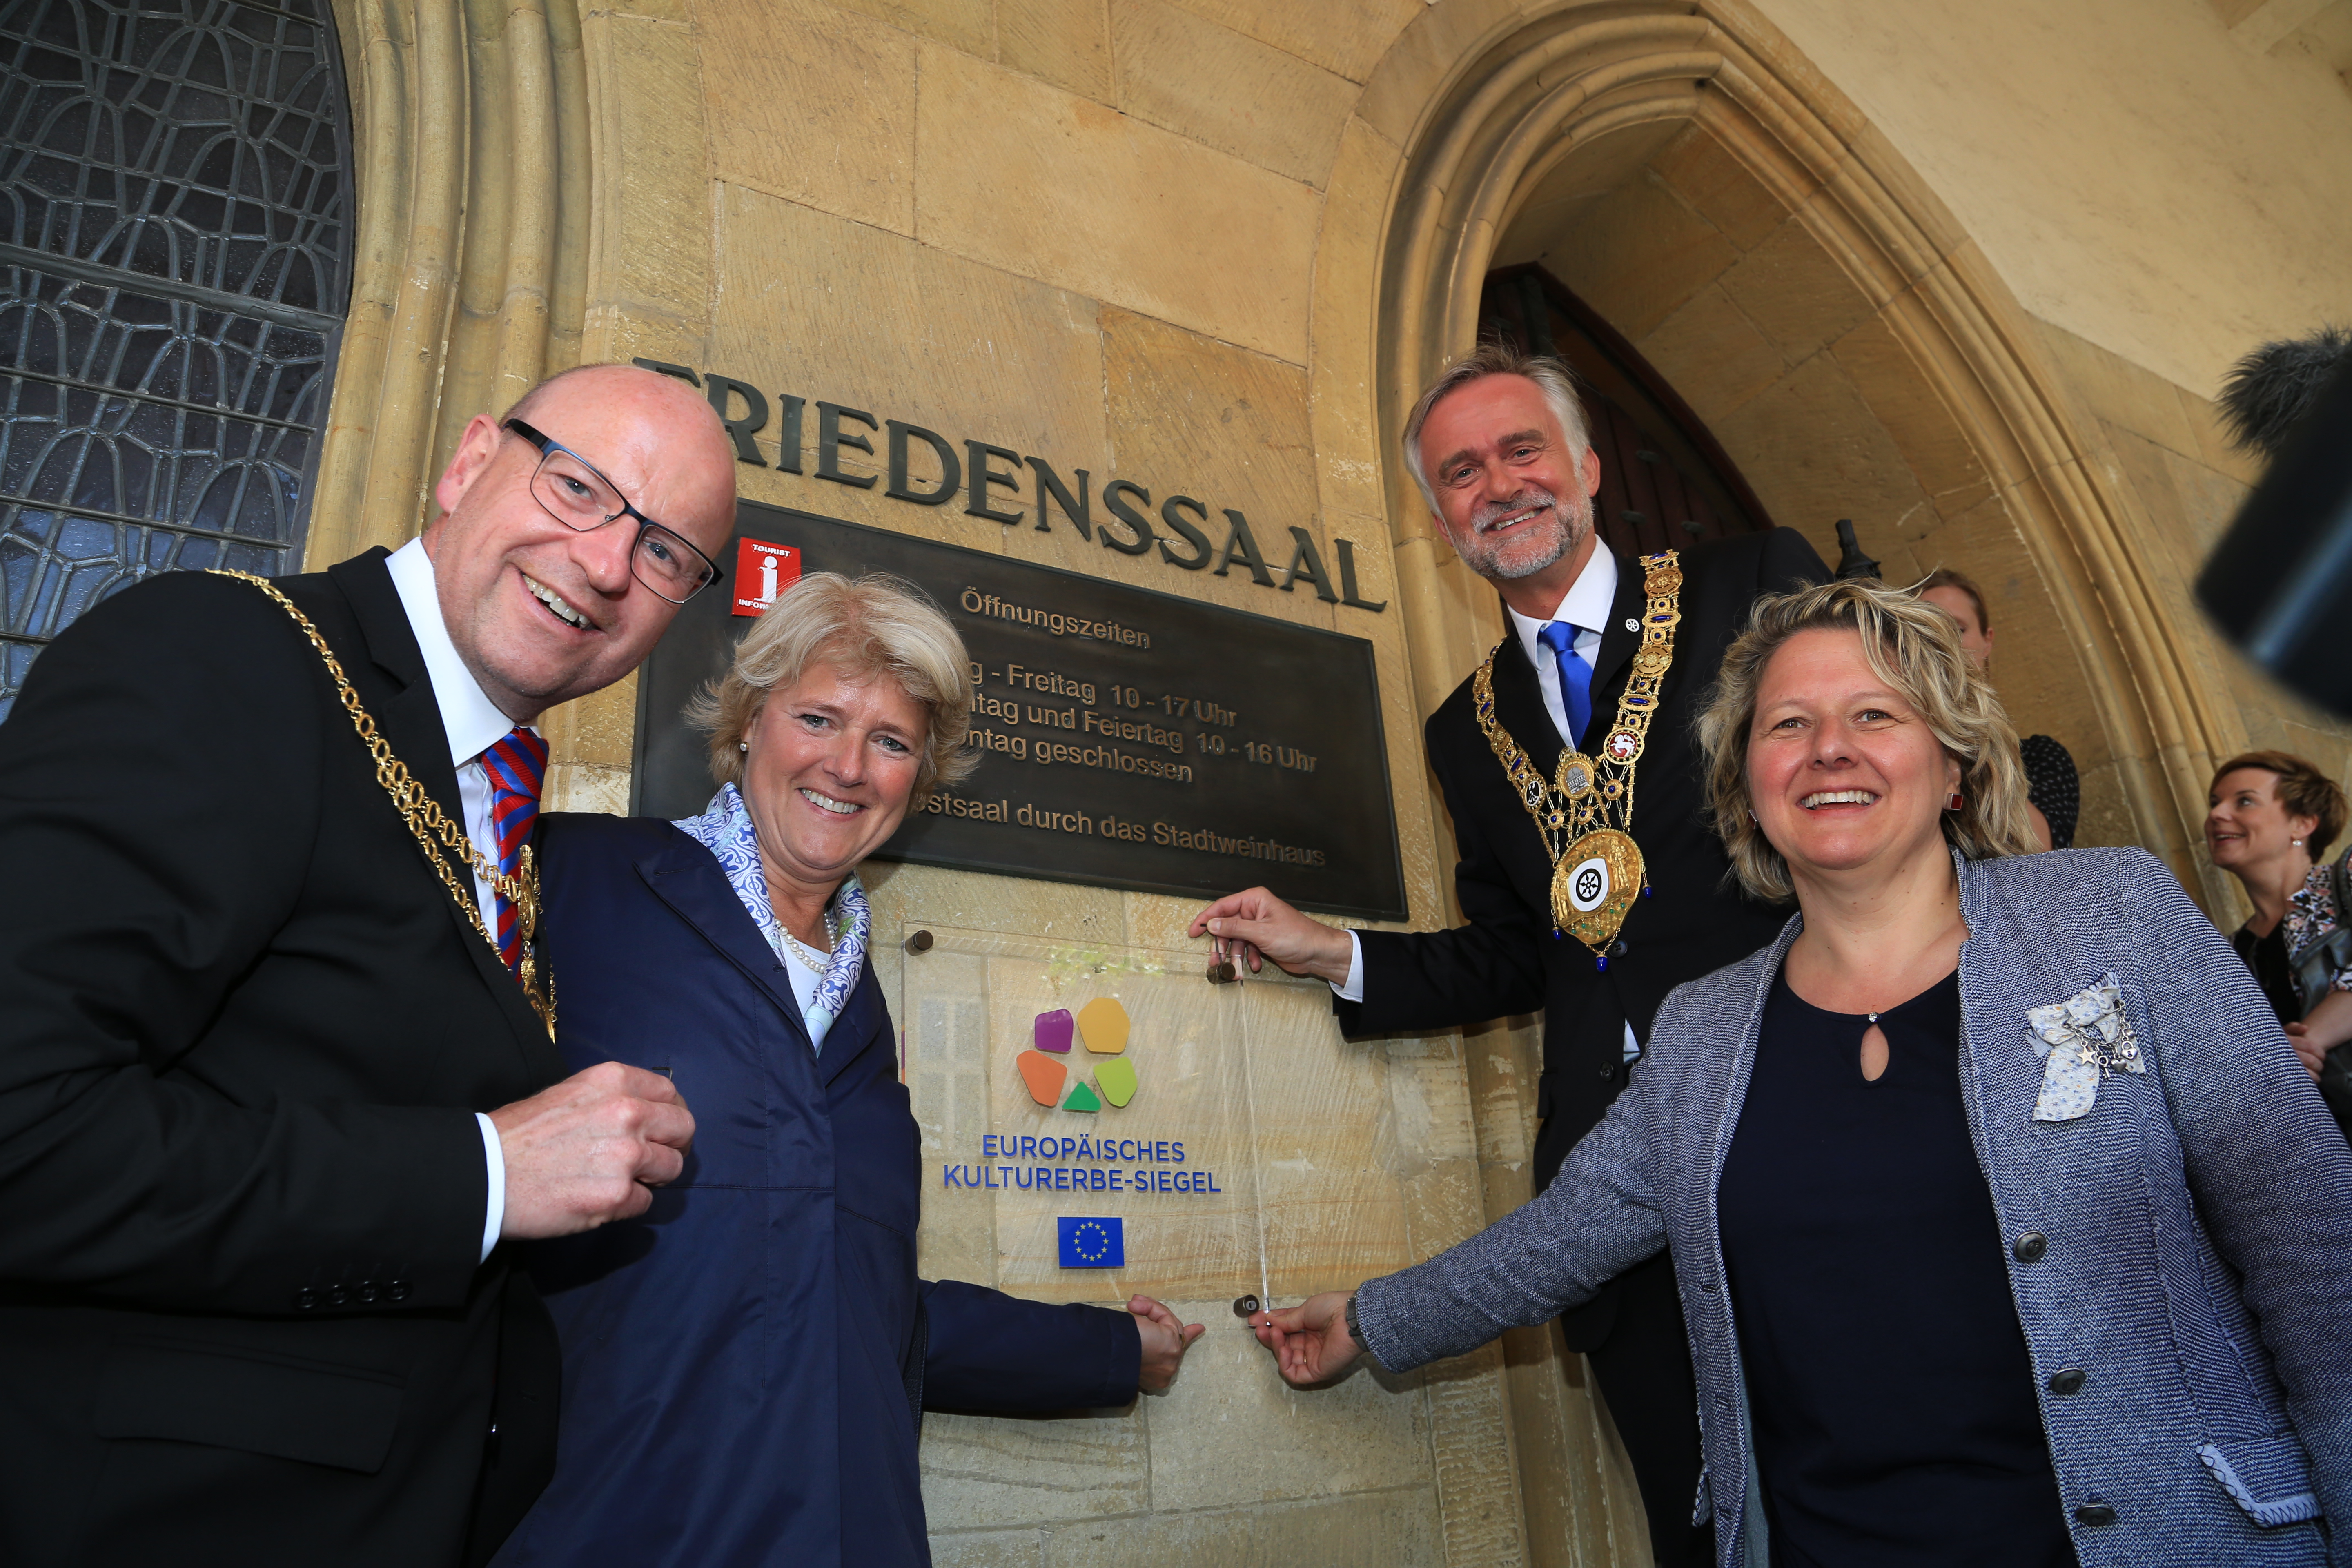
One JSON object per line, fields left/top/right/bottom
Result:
{"left": 1257, "top": 579, "right": 2352, "bottom": 1566}
{"left": 493, "top": 574, "right": 1205, "bottom": 1568}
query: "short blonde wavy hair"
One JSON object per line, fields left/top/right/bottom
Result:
{"left": 686, "top": 571, "right": 978, "bottom": 804}
{"left": 1696, "top": 577, "right": 2041, "bottom": 902}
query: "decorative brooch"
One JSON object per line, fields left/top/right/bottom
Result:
{"left": 2024, "top": 971, "right": 2142, "bottom": 1123}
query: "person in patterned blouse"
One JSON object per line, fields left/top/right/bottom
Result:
{"left": 2206, "top": 749, "right": 2352, "bottom": 1141}
{"left": 1919, "top": 568, "right": 2078, "bottom": 850}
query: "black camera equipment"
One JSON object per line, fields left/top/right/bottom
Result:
{"left": 2197, "top": 352, "right": 2352, "bottom": 719}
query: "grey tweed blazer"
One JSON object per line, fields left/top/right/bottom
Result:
{"left": 1355, "top": 847, "right": 2352, "bottom": 1567}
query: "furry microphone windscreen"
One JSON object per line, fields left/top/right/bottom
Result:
{"left": 2219, "top": 325, "right": 2352, "bottom": 459}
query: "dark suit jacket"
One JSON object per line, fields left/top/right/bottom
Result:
{"left": 495, "top": 815, "right": 1138, "bottom": 1568}
{"left": 0, "top": 552, "right": 566, "bottom": 1566}
{"left": 1339, "top": 528, "right": 1827, "bottom": 1347}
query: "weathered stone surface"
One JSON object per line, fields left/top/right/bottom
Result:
{"left": 1307, "top": 116, "right": 1404, "bottom": 526}
{"left": 1001, "top": 0, "right": 1114, "bottom": 99}
{"left": 2035, "top": 318, "right": 2208, "bottom": 462}
{"left": 1635, "top": 283, "right": 1784, "bottom": 429}
{"left": 1534, "top": 172, "right": 1738, "bottom": 343}
{"left": 697, "top": 0, "right": 917, "bottom": 234}
{"left": 1651, "top": 122, "right": 1795, "bottom": 253}
{"left": 579, "top": 9, "right": 710, "bottom": 337}
{"left": 913, "top": 44, "right": 1320, "bottom": 364}
{"left": 1493, "top": 121, "right": 1690, "bottom": 268}
{"left": 826, "top": 0, "right": 990, "bottom": 55}
{"left": 1715, "top": 214, "right": 1881, "bottom": 371}
{"left": 1145, "top": 1322, "right": 1434, "bottom": 1510}
{"left": 1154, "top": 0, "right": 1422, "bottom": 82}
{"left": 920, "top": 1404, "right": 1150, "bottom": 1530}
{"left": 1830, "top": 311, "right": 1996, "bottom": 519}
{"left": 1111, "top": 0, "right": 1360, "bottom": 187}
{"left": 1711, "top": 351, "right": 1935, "bottom": 562}
{"left": 929, "top": 1529, "right": 1048, "bottom": 1568}
{"left": 1043, "top": 1486, "right": 1444, "bottom": 1566}
{"left": 708, "top": 180, "right": 1107, "bottom": 554}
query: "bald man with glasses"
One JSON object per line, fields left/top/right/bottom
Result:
{"left": 0, "top": 365, "right": 738, "bottom": 1568}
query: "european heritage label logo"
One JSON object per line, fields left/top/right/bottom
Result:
{"left": 1015, "top": 997, "right": 1136, "bottom": 1111}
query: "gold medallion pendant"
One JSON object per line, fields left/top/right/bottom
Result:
{"left": 1470, "top": 550, "right": 1684, "bottom": 971}
{"left": 1550, "top": 828, "right": 1646, "bottom": 957}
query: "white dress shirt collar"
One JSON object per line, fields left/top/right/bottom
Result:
{"left": 384, "top": 537, "right": 528, "bottom": 764}
{"left": 1504, "top": 539, "right": 1619, "bottom": 674}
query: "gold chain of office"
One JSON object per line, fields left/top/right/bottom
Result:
{"left": 209, "top": 570, "right": 555, "bottom": 1037}
{"left": 1472, "top": 549, "right": 1684, "bottom": 967}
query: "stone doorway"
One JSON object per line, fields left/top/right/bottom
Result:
{"left": 1359, "top": 2, "right": 2241, "bottom": 898}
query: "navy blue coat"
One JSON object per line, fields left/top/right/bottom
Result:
{"left": 492, "top": 814, "right": 1140, "bottom": 1568}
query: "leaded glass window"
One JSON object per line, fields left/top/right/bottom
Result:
{"left": 0, "top": 0, "right": 350, "bottom": 718}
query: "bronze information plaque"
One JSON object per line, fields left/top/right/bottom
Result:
{"left": 631, "top": 501, "right": 1407, "bottom": 919}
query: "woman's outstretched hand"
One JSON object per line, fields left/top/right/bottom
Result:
{"left": 1129, "top": 1295, "right": 1207, "bottom": 1391}
{"left": 1253, "top": 1291, "right": 1363, "bottom": 1386}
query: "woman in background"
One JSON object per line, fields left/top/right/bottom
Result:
{"left": 495, "top": 574, "right": 1203, "bottom": 1568}
{"left": 2207, "top": 750, "right": 2352, "bottom": 1139}
{"left": 1920, "top": 566, "right": 2075, "bottom": 850}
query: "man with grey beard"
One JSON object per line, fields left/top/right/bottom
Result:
{"left": 1193, "top": 342, "right": 1824, "bottom": 1566}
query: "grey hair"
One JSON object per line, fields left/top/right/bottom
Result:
{"left": 1399, "top": 341, "right": 1594, "bottom": 514}
{"left": 1696, "top": 577, "right": 2041, "bottom": 903}
{"left": 686, "top": 571, "right": 979, "bottom": 804}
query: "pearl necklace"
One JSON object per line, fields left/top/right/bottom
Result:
{"left": 780, "top": 920, "right": 834, "bottom": 973}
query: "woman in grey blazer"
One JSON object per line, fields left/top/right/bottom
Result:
{"left": 1256, "top": 579, "right": 2352, "bottom": 1567}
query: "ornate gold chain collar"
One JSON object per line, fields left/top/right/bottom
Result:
{"left": 212, "top": 570, "right": 556, "bottom": 1037}
{"left": 1471, "top": 549, "right": 1684, "bottom": 967}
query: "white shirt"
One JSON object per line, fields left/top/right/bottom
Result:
{"left": 385, "top": 538, "right": 537, "bottom": 1263}
{"left": 1333, "top": 544, "right": 1641, "bottom": 1061}
{"left": 783, "top": 950, "right": 824, "bottom": 1022}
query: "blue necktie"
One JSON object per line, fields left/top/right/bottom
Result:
{"left": 1536, "top": 621, "right": 1593, "bottom": 749}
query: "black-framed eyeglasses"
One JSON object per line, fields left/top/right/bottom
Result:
{"left": 504, "top": 419, "right": 723, "bottom": 604}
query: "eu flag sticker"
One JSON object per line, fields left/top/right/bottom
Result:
{"left": 1057, "top": 1216, "right": 1125, "bottom": 1269}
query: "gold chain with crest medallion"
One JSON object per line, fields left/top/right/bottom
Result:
{"left": 209, "top": 570, "right": 555, "bottom": 1037}
{"left": 1472, "top": 549, "right": 1684, "bottom": 968}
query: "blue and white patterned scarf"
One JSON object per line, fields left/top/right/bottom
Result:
{"left": 673, "top": 782, "right": 869, "bottom": 1050}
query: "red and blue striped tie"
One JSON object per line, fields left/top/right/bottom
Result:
{"left": 481, "top": 727, "right": 549, "bottom": 973}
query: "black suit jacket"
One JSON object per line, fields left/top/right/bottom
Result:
{"left": 1339, "top": 528, "right": 1827, "bottom": 1346}
{"left": 0, "top": 551, "right": 566, "bottom": 1566}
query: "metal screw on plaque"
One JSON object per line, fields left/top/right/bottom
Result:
{"left": 904, "top": 929, "right": 934, "bottom": 955}
{"left": 1232, "top": 1294, "right": 1261, "bottom": 1318}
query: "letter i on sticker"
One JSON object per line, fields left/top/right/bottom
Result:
{"left": 733, "top": 538, "right": 800, "bottom": 617}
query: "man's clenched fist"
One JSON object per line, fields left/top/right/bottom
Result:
{"left": 491, "top": 1062, "right": 695, "bottom": 1239}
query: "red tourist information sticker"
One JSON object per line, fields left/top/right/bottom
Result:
{"left": 733, "top": 537, "right": 800, "bottom": 617}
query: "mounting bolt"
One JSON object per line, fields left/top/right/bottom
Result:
{"left": 903, "top": 929, "right": 934, "bottom": 954}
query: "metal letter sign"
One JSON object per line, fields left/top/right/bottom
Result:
{"left": 633, "top": 501, "right": 1408, "bottom": 919}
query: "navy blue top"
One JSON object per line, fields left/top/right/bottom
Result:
{"left": 490, "top": 815, "right": 1140, "bottom": 1568}
{"left": 1717, "top": 967, "right": 2074, "bottom": 1567}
